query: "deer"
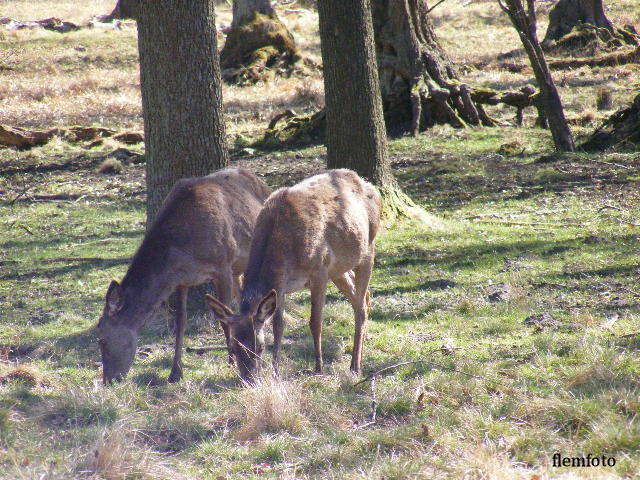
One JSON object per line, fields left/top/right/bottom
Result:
{"left": 205, "top": 169, "right": 381, "bottom": 383}
{"left": 97, "top": 167, "right": 272, "bottom": 384}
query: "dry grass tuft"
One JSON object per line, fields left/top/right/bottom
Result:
{"left": 97, "top": 158, "right": 123, "bottom": 175}
{"left": 76, "top": 420, "right": 180, "bottom": 480}
{"left": 234, "top": 374, "right": 309, "bottom": 442}
{"left": 0, "top": 365, "right": 43, "bottom": 387}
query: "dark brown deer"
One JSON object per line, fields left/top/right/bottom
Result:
{"left": 206, "top": 169, "right": 381, "bottom": 382}
{"left": 97, "top": 168, "right": 272, "bottom": 383}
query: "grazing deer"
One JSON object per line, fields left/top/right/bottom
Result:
{"left": 206, "top": 169, "right": 381, "bottom": 382}
{"left": 97, "top": 168, "right": 272, "bottom": 384}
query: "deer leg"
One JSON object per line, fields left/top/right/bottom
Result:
{"left": 168, "top": 285, "right": 188, "bottom": 382}
{"left": 350, "top": 258, "right": 374, "bottom": 374}
{"left": 271, "top": 292, "right": 286, "bottom": 376}
{"left": 213, "top": 275, "right": 234, "bottom": 365}
{"left": 309, "top": 274, "right": 328, "bottom": 374}
{"left": 332, "top": 270, "right": 357, "bottom": 304}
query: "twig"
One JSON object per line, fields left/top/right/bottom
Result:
{"left": 616, "top": 331, "right": 640, "bottom": 339}
{"left": 426, "top": 0, "right": 448, "bottom": 14}
{"left": 353, "top": 359, "right": 515, "bottom": 392}
{"left": 598, "top": 204, "right": 623, "bottom": 212}
{"left": 17, "top": 224, "right": 34, "bottom": 235}
{"left": 591, "top": 159, "right": 632, "bottom": 170}
{"left": 354, "top": 376, "right": 377, "bottom": 430}
{"left": 471, "top": 219, "right": 575, "bottom": 227}
{"left": 185, "top": 345, "right": 227, "bottom": 354}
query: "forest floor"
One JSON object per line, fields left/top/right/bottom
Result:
{"left": 1, "top": 1, "right": 640, "bottom": 479}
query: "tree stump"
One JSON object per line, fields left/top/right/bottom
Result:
{"left": 542, "top": 0, "right": 639, "bottom": 54}
{"left": 582, "top": 93, "right": 640, "bottom": 152}
{"left": 220, "top": 12, "right": 300, "bottom": 84}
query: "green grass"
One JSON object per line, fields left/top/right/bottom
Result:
{"left": 2, "top": 128, "right": 639, "bottom": 478}
{"left": 2, "top": 1, "right": 640, "bottom": 477}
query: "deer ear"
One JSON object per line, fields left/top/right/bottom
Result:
{"left": 106, "top": 280, "right": 123, "bottom": 316}
{"left": 254, "top": 290, "right": 277, "bottom": 326}
{"left": 205, "top": 294, "right": 234, "bottom": 325}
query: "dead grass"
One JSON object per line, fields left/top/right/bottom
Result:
{"left": 76, "top": 419, "right": 180, "bottom": 480}
{"left": 234, "top": 373, "right": 309, "bottom": 442}
{"left": 1, "top": 0, "right": 115, "bottom": 25}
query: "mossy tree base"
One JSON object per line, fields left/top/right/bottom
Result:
{"left": 378, "top": 183, "right": 443, "bottom": 228}
{"left": 544, "top": 23, "right": 639, "bottom": 56}
{"left": 582, "top": 93, "right": 640, "bottom": 152}
{"left": 220, "top": 13, "right": 301, "bottom": 84}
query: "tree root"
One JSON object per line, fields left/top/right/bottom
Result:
{"left": 548, "top": 46, "right": 640, "bottom": 70}
{"left": 220, "top": 13, "right": 301, "bottom": 84}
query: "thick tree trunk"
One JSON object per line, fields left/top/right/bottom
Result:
{"left": 542, "top": 0, "right": 638, "bottom": 51}
{"left": 500, "top": 0, "right": 575, "bottom": 152}
{"left": 232, "top": 0, "right": 275, "bottom": 29}
{"left": 317, "top": 0, "right": 439, "bottom": 225}
{"left": 371, "top": 0, "right": 496, "bottom": 133}
{"left": 136, "top": 0, "right": 229, "bottom": 225}
{"left": 220, "top": 0, "right": 300, "bottom": 84}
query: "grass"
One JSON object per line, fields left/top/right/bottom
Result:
{"left": 1, "top": 0, "right": 640, "bottom": 479}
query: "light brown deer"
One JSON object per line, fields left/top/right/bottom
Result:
{"left": 97, "top": 168, "right": 272, "bottom": 384}
{"left": 206, "top": 169, "right": 381, "bottom": 382}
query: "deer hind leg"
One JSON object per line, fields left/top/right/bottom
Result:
{"left": 350, "top": 257, "right": 374, "bottom": 374}
{"left": 213, "top": 273, "right": 235, "bottom": 365}
{"left": 332, "top": 270, "right": 357, "bottom": 305}
{"left": 309, "top": 272, "right": 329, "bottom": 374}
{"left": 168, "top": 285, "right": 188, "bottom": 383}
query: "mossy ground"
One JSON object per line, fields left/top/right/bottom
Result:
{"left": 1, "top": 1, "right": 639, "bottom": 479}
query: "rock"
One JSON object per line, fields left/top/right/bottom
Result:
{"left": 390, "top": 268, "right": 410, "bottom": 276}
{"left": 113, "top": 131, "right": 144, "bottom": 144}
{"left": 487, "top": 283, "right": 512, "bottom": 302}
{"left": 524, "top": 312, "right": 560, "bottom": 330}
{"left": 502, "top": 259, "right": 533, "bottom": 272}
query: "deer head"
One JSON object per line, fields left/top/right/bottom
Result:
{"left": 205, "top": 290, "right": 277, "bottom": 383}
{"left": 97, "top": 280, "right": 140, "bottom": 384}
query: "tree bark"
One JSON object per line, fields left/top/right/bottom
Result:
{"left": 317, "top": 0, "right": 439, "bottom": 225}
{"left": 371, "top": 0, "right": 496, "bottom": 133}
{"left": 499, "top": 0, "right": 575, "bottom": 152}
{"left": 136, "top": 0, "right": 229, "bottom": 225}
{"left": 317, "top": 0, "right": 391, "bottom": 186}
{"left": 232, "top": 0, "right": 275, "bottom": 29}
{"left": 220, "top": 0, "right": 300, "bottom": 84}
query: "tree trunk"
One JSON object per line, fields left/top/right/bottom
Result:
{"left": 232, "top": 0, "right": 275, "bottom": 29}
{"left": 317, "top": 0, "right": 439, "bottom": 225}
{"left": 499, "top": 0, "right": 575, "bottom": 152}
{"left": 542, "top": 0, "right": 638, "bottom": 51}
{"left": 371, "top": 0, "right": 496, "bottom": 133}
{"left": 220, "top": 0, "right": 300, "bottom": 84}
{"left": 136, "top": 0, "right": 229, "bottom": 225}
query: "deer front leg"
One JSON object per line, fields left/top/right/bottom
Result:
{"left": 168, "top": 285, "right": 188, "bottom": 382}
{"left": 309, "top": 274, "right": 328, "bottom": 374}
{"left": 271, "top": 293, "right": 286, "bottom": 376}
{"left": 214, "top": 274, "right": 235, "bottom": 365}
{"left": 350, "top": 258, "right": 374, "bottom": 374}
